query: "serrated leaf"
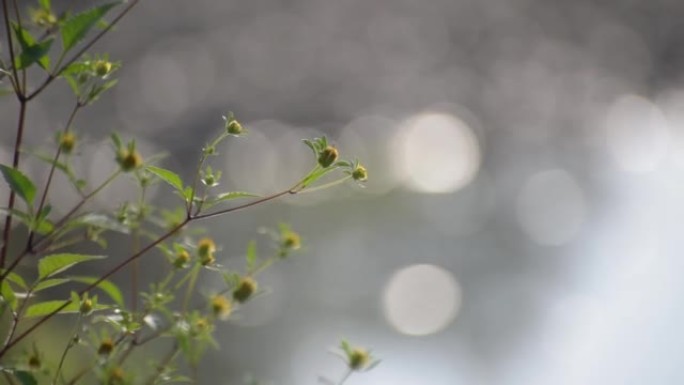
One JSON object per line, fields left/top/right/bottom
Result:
{"left": 145, "top": 165, "right": 184, "bottom": 192}
{"left": 13, "top": 370, "right": 38, "bottom": 385}
{"left": 38, "top": 253, "right": 105, "bottom": 279}
{"left": 246, "top": 240, "right": 257, "bottom": 271}
{"left": 71, "top": 276, "right": 123, "bottom": 307}
{"left": 33, "top": 278, "right": 71, "bottom": 292}
{"left": 11, "top": 23, "right": 53, "bottom": 70}
{"left": 61, "top": 2, "right": 119, "bottom": 52}
{"left": 25, "top": 300, "right": 78, "bottom": 317}
{"left": 15, "top": 38, "right": 53, "bottom": 70}
{"left": 0, "top": 164, "right": 36, "bottom": 206}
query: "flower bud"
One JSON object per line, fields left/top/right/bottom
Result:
{"left": 210, "top": 295, "right": 232, "bottom": 320}
{"left": 352, "top": 164, "right": 368, "bottom": 182}
{"left": 28, "top": 355, "right": 41, "bottom": 370}
{"left": 348, "top": 348, "right": 370, "bottom": 370}
{"left": 317, "top": 146, "right": 339, "bottom": 168}
{"left": 108, "top": 367, "right": 125, "bottom": 384}
{"left": 232, "top": 277, "right": 258, "bottom": 303}
{"left": 79, "top": 298, "right": 93, "bottom": 315}
{"left": 281, "top": 231, "right": 301, "bottom": 251}
{"left": 94, "top": 60, "right": 113, "bottom": 77}
{"left": 197, "top": 238, "right": 216, "bottom": 257}
{"left": 116, "top": 149, "right": 143, "bottom": 172}
{"left": 58, "top": 131, "right": 77, "bottom": 154}
{"left": 173, "top": 249, "right": 191, "bottom": 269}
{"left": 225, "top": 117, "right": 244, "bottom": 135}
{"left": 98, "top": 338, "right": 115, "bottom": 356}
{"left": 197, "top": 238, "right": 216, "bottom": 265}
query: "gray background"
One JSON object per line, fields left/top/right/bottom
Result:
{"left": 3, "top": 0, "right": 684, "bottom": 384}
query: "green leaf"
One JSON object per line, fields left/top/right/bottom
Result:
{"left": 33, "top": 278, "right": 71, "bottom": 292}
{"left": 0, "top": 281, "right": 17, "bottom": 311}
{"left": 11, "top": 23, "right": 53, "bottom": 70}
{"left": 39, "top": 0, "right": 51, "bottom": 8}
{"left": 13, "top": 370, "right": 38, "bottom": 385}
{"left": 202, "top": 192, "right": 259, "bottom": 210}
{"left": 60, "top": 2, "right": 120, "bottom": 52}
{"left": 86, "top": 79, "right": 118, "bottom": 104}
{"left": 145, "top": 165, "right": 184, "bottom": 192}
{"left": 15, "top": 38, "right": 53, "bottom": 70}
{"left": 246, "top": 240, "right": 257, "bottom": 271}
{"left": 38, "top": 253, "right": 105, "bottom": 280}
{"left": 71, "top": 213, "right": 129, "bottom": 234}
{"left": 2, "top": 270, "right": 27, "bottom": 290}
{"left": 71, "top": 276, "right": 123, "bottom": 307}
{"left": 299, "top": 166, "right": 338, "bottom": 189}
{"left": 213, "top": 191, "right": 260, "bottom": 202}
{"left": 25, "top": 300, "right": 78, "bottom": 317}
{"left": 0, "top": 164, "right": 36, "bottom": 206}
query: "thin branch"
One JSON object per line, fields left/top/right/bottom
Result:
{"left": 27, "top": 102, "right": 82, "bottom": 249}
{"left": 1, "top": 0, "right": 20, "bottom": 97}
{"left": 0, "top": 183, "right": 302, "bottom": 356}
{"left": 27, "top": 0, "right": 142, "bottom": 101}
{"left": 191, "top": 188, "right": 297, "bottom": 220}
{"left": 0, "top": 100, "right": 27, "bottom": 269}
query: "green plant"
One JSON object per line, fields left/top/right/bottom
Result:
{"left": 0, "top": 1, "right": 373, "bottom": 384}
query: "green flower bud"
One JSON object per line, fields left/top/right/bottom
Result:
{"left": 79, "top": 298, "right": 93, "bottom": 315}
{"left": 108, "top": 367, "right": 125, "bottom": 384}
{"left": 94, "top": 60, "right": 113, "bottom": 77}
{"left": 348, "top": 348, "right": 370, "bottom": 370}
{"left": 232, "top": 277, "right": 258, "bottom": 303}
{"left": 352, "top": 164, "right": 368, "bottom": 182}
{"left": 98, "top": 338, "right": 115, "bottom": 356}
{"left": 58, "top": 131, "right": 77, "bottom": 153}
{"left": 281, "top": 230, "right": 301, "bottom": 251}
{"left": 225, "top": 117, "right": 244, "bottom": 135}
{"left": 173, "top": 249, "right": 191, "bottom": 269}
{"left": 28, "top": 355, "right": 41, "bottom": 370}
{"left": 117, "top": 149, "right": 143, "bottom": 172}
{"left": 211, "top": 295, "right": 232, "bottom": 320}
{"left": 197, "top": 238, "right": 216, "bottom": 265}
{"left": 318, "top": 146, "right": 339, "bottom": 168}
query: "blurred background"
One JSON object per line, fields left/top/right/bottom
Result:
{"left": 3, "top": 0, "right": 684, "bottom": 383}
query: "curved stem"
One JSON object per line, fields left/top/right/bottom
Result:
{"left": 27, "top": 102, "right": 82, "bottom": 250}
{"left": 0, "top": 100, "right": 27, "bottom": 269}
{"left": 143, "top": 343, "right": 179, "bottom": 385}
{"left": 52, "top": 314, "right": 82, "bottom": 385}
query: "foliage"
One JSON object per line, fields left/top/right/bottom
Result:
{"left": 0, "top": 1, "right": 373, "bottom": 384}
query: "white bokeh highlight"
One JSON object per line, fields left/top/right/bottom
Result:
{"left": 383, "top": 264, "right": 461, "bottom": 336}
{"left": 605, "top": 94, "right": 669, "bottom": 173}
{"left": 395, "top": 112, "right": 480, "bottom": 194}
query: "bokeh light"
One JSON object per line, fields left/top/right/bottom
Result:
{"left": 395, "top": 112, "right": 480, "bottom": 194}
{"left": 383, "top": 264, "right": 461, "bottom": 336}
{"left": 605, "top": 94, "right": 670, "bottom": 173}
